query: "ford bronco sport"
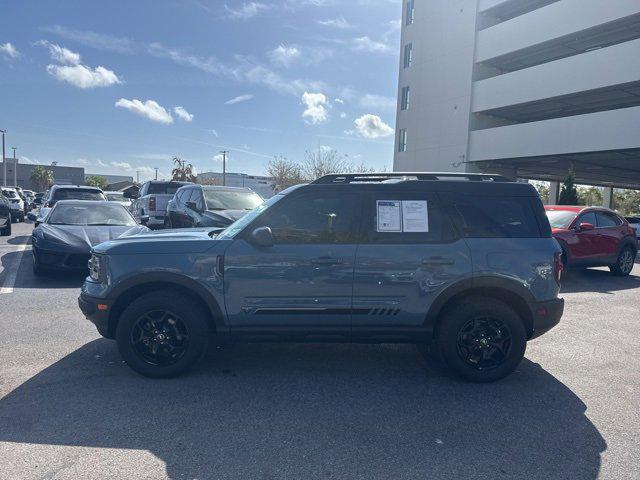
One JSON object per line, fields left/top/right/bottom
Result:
{"left": 79, "top": 173, "right": 564, "bottom": 382}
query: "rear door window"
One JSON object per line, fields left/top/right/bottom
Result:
{"left": 449, "top": 196, "right": 541, "bottom": 238}
{"left": 596, "top": 212, "right": 622, "bottom": 228}
{"left": 147, "top": 183, "right": 186, "bottom": 195}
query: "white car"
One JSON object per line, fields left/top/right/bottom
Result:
{"left": 626, "top": 216, "right": 640, "bottom": 241}
{"left": 105, "top": 191, "right": 132, "bottom": 210}
{"left": 1, "top": 187, "right": 25, "bottom": 222}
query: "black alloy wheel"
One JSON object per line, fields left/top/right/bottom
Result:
{"left": 130, "top": 310, "right": 190, "bottom": 366}
{"left": 456, "top": 317, "right": 512, "bottom": 370}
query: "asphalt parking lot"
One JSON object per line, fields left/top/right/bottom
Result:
{"left": 0, "top": 221, "right": 639, "bottom": 480}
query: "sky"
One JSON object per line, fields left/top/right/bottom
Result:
{"left": 0, "top": 0, "right": 401, "bottom": 181}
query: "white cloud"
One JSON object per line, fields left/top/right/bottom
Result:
{"left": 20, "top": 156, "right": 39, "bottom": 165}
{"left": 174, "top": 106, "right": 194, "bottom": 122}
{"left": 268, "top": 44, "right": 301, "bottom": 67}
{"left": 209, "top": 129, "right": 219, "bottom": 137}
{"left": 318, "top": 17, "right": 352, "bottom": 29}
{"left": 334, "top": 98, "right": 344, "bottom": 104}
{"left": 115, "top": 98, "right": 174, "bottom": 124}
{"left": 354, "top": 114, "right": 394, "bottom": 139}
{"left": 76, "top": 158, "right": 89, "bottom": 165}
{"left": 225, "top": 2, "right": 270, "bottom": 19}
{"left": 359, "top": 93, "right": 396, "bottom": 112}
{"left": 213, "top": 153, "right": 224, "bottom": 162}
{"left": 340, "top": 112, "right": 347, "bottom": 118}
{"left": 111, "top": 161, "right": 132, "bottom": 169}
{"left": 301, "top": 92, "right": 328, "bottom": 125}
{"left": 352, "top": 36, "right": 392, "bottom": 53}
{"left": 225, "top": 94, "right": 254, "bottom": 105}
{"left": 46, "top": 64, "right": 121, "bottom": 89}
{"left": 0, "top": 42, "right": 19, "bottom": 59}
{"left": 36, "top": 40, "right": 80, "bottom": 65}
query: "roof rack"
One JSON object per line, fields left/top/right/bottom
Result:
{"left": 311, "top": 172, "right": 512, "bottom": 184}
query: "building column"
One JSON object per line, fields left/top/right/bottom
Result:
{"left": 548, "top": 181, "right": 560, "bottom": 205}
{"left": 602, "top": 187, "right": 614, "bottom": 209}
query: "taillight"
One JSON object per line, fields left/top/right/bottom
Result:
{"left": 149, "top": 196, "right": 156, "bottom": 211}
{"left": 553, "top": 252, "right": 563, "bottom": 285}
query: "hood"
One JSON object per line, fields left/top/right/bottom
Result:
{"left": 202, "top": 209, "right": 249, "bottom": 226}
{"left": 93, "top": 227, "right": 225, "bottom": 255}
{"left": 38, "top": 224, "right": 149, "bottom": 251}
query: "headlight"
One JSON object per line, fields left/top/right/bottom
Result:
{"left": 89, "top": 254, "right": 108, "bottom": 283}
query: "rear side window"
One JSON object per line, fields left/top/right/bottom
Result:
{"left": 596, "top": 212, "right": 622, "bottom": 227}
{"left": 451, "top": 196, "right": 541, "bottom": 238}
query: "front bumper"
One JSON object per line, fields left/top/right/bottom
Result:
{"left": 79, "top": 292, "right": 113, "bottom": 338}
{"left": 530, "top": 298, "right": 564, "bottom": 339}
{"left": 33, "top": 246, "right": 90, "bottom": 272}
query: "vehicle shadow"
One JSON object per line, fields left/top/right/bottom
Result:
{"left": 560, "top": 267, "right": 640, "bottom": 294}
{"left": 0, "top": 341, "right": 606, "bottom": 480}
{"left": 6, "top": 235, "right": 30, "bottom": 245}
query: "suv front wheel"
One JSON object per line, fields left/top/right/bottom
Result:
{"left": 436, "top": 297, "right": 527, "bottom": 382}
{"left": 116, "top": 290, "right": 210, "bottom": 378}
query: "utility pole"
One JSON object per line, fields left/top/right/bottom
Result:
{"left": 1, "top": 129, "right": 6, "bottom": 187}
{"left": 154, "top": 167, "right": 158, "bottom": 180}
{"left": 11, "top": 147, "right": 16, "bottom": 186}
{"left": 219, "top": 150, "right": 229, "bottom": 186}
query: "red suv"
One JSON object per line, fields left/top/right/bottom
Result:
{"left": 545, "top": 206, "right": 637, "bottom": 276}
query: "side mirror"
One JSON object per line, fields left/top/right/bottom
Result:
{"left": 578, "top": 222, "right": 595, "bottom": 231}
{"left": 249, "top": 226, "right": 274, "bottom": 247}
{"left": 27, "top": 212, "right": 38, "bottom": 222}
{"left": 140, "top": 214, "right": 149, "bottom": 225}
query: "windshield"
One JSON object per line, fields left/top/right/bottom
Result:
{"left": 147, "top": 183, "right": 187, "bottom": 195}
{"left": 218, "top": 194, "right": 284, "bottom": 239}
{"left": 47, "top": 203, "right": 137, "bottom": 226}
{"left": 2, "top": 190, "right": 17, "bottom": 199}
{"left": 53, "top": 189, "right": 106, "bottom": 202}
{"left": 546, "top": 210, "right": 578, "bottom": 229}
{"left": 204, "top": 189, "right": 263, "bottom": 211}
{"left": 106, "top": 193, "right": 126, "bottom": 201}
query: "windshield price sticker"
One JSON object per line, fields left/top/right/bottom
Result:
{"left": 377, "top": 200, "right": 402, "bottom": 232}
{"left": 376, "top": 200, "right": 429, "bottom": 232}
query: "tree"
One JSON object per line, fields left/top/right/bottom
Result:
{"left": 558, "top": 171, "right": 579, "bottom": 205}
{"left": 577, "top": 186, "right": 602, "bottom": 207}
{"left": 171, "top": 157, "right": 197, "bottom": 182}
{"left": 266, "top": 156, "right": 304, "bottom": 191}
{"left": 29, "top": 166, "right": 54, "bottom": 192}
{"left": 613, "top": 189, "right": 640, "bottom": 215}
{"left": 531, "top": 181, "right": 549, "bottom": 204}
{"left": 301, "top": 148, "right": 351, "bottom": 181}
{"left": 85, "top": 175, "right": 109, "bottom": 190}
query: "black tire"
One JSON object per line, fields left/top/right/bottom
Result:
{"left": 18, "top": 213, "right": 24, "bottom": 223}
{"left": 435, "top": 296, "right": 527, "bottom": 383}
{"left": 610, "top": 246, "right": 636, "bottom": 276}
{"left": 116, "top": 290, "right": 210, "bottom": 378}
{"left": 0, "top": 219, "right": 10, "bottom": 237}
{"left": 164, "top": 216, "right": 172, "bottom": 229}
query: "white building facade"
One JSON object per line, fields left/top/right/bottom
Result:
{"left": 197, "top": 172, "right": 276, "bottom": 198}
{"left": 394, "top": 0, "right": 640, "bottom": 199}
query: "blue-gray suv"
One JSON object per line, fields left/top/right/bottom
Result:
{"left": 79, "top": 173, "right": 564, "bottom": 382}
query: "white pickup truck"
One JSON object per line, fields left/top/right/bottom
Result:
{"left": 130, "top": 181, "right": 192, "bottom": 229}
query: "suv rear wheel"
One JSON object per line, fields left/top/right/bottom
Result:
{"left": 116, "top": 290, "right": 210, "bottom": 378}
{"left": 436, "top": 297, "right": 527, "bottom": 382}
{"left": 610, "top": 246, "right": 635, "bottom": 276}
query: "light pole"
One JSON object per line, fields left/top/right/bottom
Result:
{"left": 154, "top": 167, "right": 158, "bottom": 180}
{"left": 1, "top": 129, "right": 6, "bottom": 187}
{"left": 11, "top": 147, "right": 16, "bottom": 187}
{"left": 219, "top": 150, "right": 229, "bottom": 186}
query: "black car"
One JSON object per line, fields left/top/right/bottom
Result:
{"left": 0, "top": 194, "right": 11, "bottom": 236}
{"left": 44, "top": 185, "right": 107, "bottom": 207}
{"left": 165, "top": 185, "right": 263, "bottom": 229}
{"left": 32, "top": 200, "right": 148, "bottom": 275}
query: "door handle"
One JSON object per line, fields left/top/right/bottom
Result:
{"left": 422, "top": 257, "right": 455, "bottom": 266}
{"left": 311, "top": 257, "right": 344, "bottom": 265}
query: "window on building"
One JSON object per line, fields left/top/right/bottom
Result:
{"left": 406, "top": 0, "right": 415, "bottom": 25}
{"left": 400, "top": 86, "right": 410, "bottom": 111}
{"left": 403, "top": 43, "right": 413, "bottom": 68}
{"left": 398, "top": 129, "right": 408, "bottom": 153}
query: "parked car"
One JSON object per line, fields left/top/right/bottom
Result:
{"left": 0, "top": 194, "right": 11, "bottom": 236}
{"left": 545, "top": 206, "right": 637, "bottom": 276}
{"left": 625, "top": 216, "right": 640, "bottom": 241}
{"left": 165, "top": 185, "right": 263, "bottom": 229}
{"left": 38, "top": 185, "right": 107, "bottom": 221}
{"left": 129, "top": 181, "right": 192, "bottom": 229}
{"left": 105, "top": 191, "right": 132, "bottom": 209}
{"left": 79, "top": 172, "right": 564, "bottom": 382}
{"left": 34, "top": 192, "right": 46, "bottom": 206}
{"left": 1, "top": 188, "right": 25, "bottom": 222}
{"left": 32, "top": 200, "right": 148, "bottom": 275}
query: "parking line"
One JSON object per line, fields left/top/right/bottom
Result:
{"left": 0, "top": 243, "right": 29, "bottom": 295}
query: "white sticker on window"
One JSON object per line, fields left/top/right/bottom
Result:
{"left": 402, "top": 200, "right": 429, "bottom": 232}
{"left": 377, "top": 200, "right": 402, "bottom": 232}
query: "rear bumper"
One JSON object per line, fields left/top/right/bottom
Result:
{"left": 78, "top": 292, "right": 113, "bottom": 338}
{"left": 530, "top": 298, "right": 564, "bottom": 339}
